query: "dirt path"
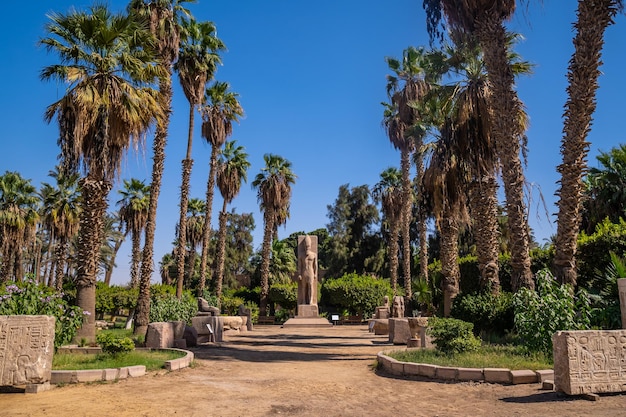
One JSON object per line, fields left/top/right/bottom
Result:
{"left": 0, "top": 325, "right": 624, "bottom": 416}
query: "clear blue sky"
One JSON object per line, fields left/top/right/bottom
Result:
{"left": 0, "top": 1, "right": 624, "bottom": 286}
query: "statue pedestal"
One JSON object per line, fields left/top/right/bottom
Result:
{"left": 282, "top": 304, "right": 332, "bottom": 328}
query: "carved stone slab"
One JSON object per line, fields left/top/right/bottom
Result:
{"left": 553, "top": 330, "right": 626, "bottom": 395}
{"left": 0, "top": 315, "right": 55, "bottom": 387}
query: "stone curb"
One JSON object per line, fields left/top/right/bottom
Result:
{"left": 376, "top": 349, "right": 553, "bottom": 385}
{"left": 51, "top": 348, "right": 193, "bottom": 384}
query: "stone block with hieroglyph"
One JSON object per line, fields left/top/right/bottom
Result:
{"left": 553, "top": 330, "right": 626, "bottom": 395}
{"left": 0, "top": 315, "right": 55, "bottom": 387}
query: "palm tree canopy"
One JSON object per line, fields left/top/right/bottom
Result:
{"left": 176, "top": 18, "right": 225, "bottom": 105}
{"left": 372, "top": 167, "right": 403, "bottom": 221}
{"left": 0, "top": 171, "right": 40, "bottom": 235}
{"left": 252, "top": 154, "right": 297, "bottom": 229}
{"left": 217, "top": 140, "right": 250, "bottom": 204}
{"left": 40, "top": 4, "right": 164, "bottom": 181}
{"left": 201, "top": 81, "right": 244, "bottom": 148}
{"left": 40, "top": 167, "right": 81, "bottom": 240}
{"left": 117, "top": 178, "right": 150, "bottom": 236}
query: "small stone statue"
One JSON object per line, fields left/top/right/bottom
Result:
{"left": 392, "top": 295, "right": 405, "bottom": 318}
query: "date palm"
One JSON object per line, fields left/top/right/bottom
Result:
{"left": 252, "top": 154, "right": 296, "bottom": 316}
{"left": 174, "top": 18, "right": 224, "bottom": 295}
{"left": 41, "top": 4, "right": 163, "bottom": 341}
{"left": 40, "top": 168, "right": 81, "bottom": 291}
{"left": 554, "top": 0, "right": 623, "bottom": 286}
{"left": 215, "top": 141, "right": 250, "bottom": 306}
{"left": 101, "top": 212, "right": 125, "bottom": 287}
{"left": 128, "top": 0, "right": 192, "bottom": 335}
{"left": 372, "top": 167, "right": 403, "bottom": 294}
{"left": 183, "top": 197, "right": 206, "bottom": 285}
{"left": 117, "top": 179, "right": 150, "bottom": 288}
{"left": 425, "top": 0, "right": 534, "bottom": 291}
{"left": 197, "top": 81, "right": 243, "bottom": 297}
{"left": 0, "top": 171, "right": 40, "bottom": 283}
{"left": 385, "top": 46, "right": 444, "bottom": 300}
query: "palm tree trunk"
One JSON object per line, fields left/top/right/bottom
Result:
{"left": 476, "top": 12, "right": 533, "bottom": 291}
{"left": 554, "top": 0, "right": 615, "bottom": 287}
{"left": 388, "top": 219, "right": 400, "bottom": 295}
{"left": 415, "top": 147, "right": 428, "bottom": 283}
{"left": 400, "top": 148, "right": 413, "bottom": 299}
{"left": 136, "top": 72, "right": 173, "bottom": 337}
{"left": 176, "top": 104, "right": 196, "bottom": 298}
{"left": 215, "top": 202, "right": 229, "bottom": 309}
{"left": 103, "top": 232, "right": 124, "bottom": 287}
{"left": 198, "top": 145, "right": 220, "bottom": 295}
{"left": 259, "top": 214, "right": 274, "bottom": 317}
{"left": 440, "top": 213, "right": 460, "bottom": 317}
{"left": 470, "top": 176, "right": 500, "bottom": 294}
{"left": 54, "top": 238, "right": 68, "bottom": 291}
{"left": 130, "top": 230, "right": 141, "bottom": 288}
{"left": 74, "top": 175, "right": 111, "bottom": 343}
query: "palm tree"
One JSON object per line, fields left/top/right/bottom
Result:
{"left": 183, "top": 197, "right": 206, "bottom": 285}
{"left": 423, "top": 120, "right": 470, "bottom": 316}
{"left": 554, "top": 0, "right": 623, "bottom": 286}
{"left": 269, "top": 239, "right": 297, "bottom": 285}
{"left": 128, "top": 0, "right": 191, "bottom": 336}
{"left": 174, "top": 18, "right": 225, "bottom": 296}
{"left": 385, "top": 46, "right": 444, "bottom": 300}
{"left": 197, "top": 81, "right": 244, "bottom": 297}
{"left": 252, "top": 154, "right": 296, "bottom": 316}
{"left": 39, "top": 168, "right": 81, "bottom": 291}
{"left": 159, "top": 252, "right": 175, "bottom": 285}
{"left": 101, "top": 212, "right": 126, "bottom": 286}
{"left": 425, "top": 0, "right": 534, "bottom": 291}
{"left": 215, "top": 140, "right": 250, "bottom": 306}
{"left": 117, "top": 179, "right": 150, "bottom": 288}
{"left": 0, "top": 171, "right": 40, "bottom": 283}
{"left": 372, "top": 167, "right": 403, "bottom": 294}
{"left": 41, "top": 4, "right": 163, "bottom": 341}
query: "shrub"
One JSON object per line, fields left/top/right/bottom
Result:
{"left": 149, "top": 292, "right": 196, "bottom": 325}
{"left": 513, "top": 269, "right": 590, "bottom": 355}
{"left": 587, "top": 252, "right": 623, "bottom": 329}
{"left": 96, "top": 332, "right": 135, "bottom": 356}
{"left": 427, "top": 317, "right": 481, "bottom": 355}
{"left": 220, "top": 295, "right": 245, "bottom": 315}
{"left": 451, "top": 291, "right": 514, "bottom": 337}
{"left": 0, "top": 279, "right": 86, "bottom": 348}
{"left": 576, "top": 218, "right": 626, "bottom": 289}
{"left": 269, "top": 282, "right": 298, "bottom": 311}
{"left": 321, "top": 273, "right": 392, "bottom": 317}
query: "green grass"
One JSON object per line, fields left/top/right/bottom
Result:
{"left": 53, "top": 350, "right": 186, "bottom": 372}
{"left": 388, "top": 345, "right": 552, "bottom": 371}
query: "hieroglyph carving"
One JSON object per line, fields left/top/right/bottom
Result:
{"left": 553, "top": 330, "right": 626, "bottom": 395}
{"left": 0, "top": 315, "right": 55, "bottom": 386}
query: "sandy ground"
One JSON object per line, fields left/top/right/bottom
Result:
{"left": 0, "top": 325, "right": 624, "bottom": 417}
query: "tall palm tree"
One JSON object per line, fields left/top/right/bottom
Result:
{"left": 385, "top": 46, "right": 444, "bottom": 300}
{"left": 0, "top": 171, "right": 40, "bottom": 283}
{"left": 268, "top": 239, "right": 297, "bottom": 285}
{"left": 252, "top": 154, "right": 296, "bottom": 316}
{"left": 174, "top": 18, "right": 225, "bottom": 295}
{"left": 372, "top": 167, "right": 403, "bottom": 294}
{"left": 423, "top": 120, "right": 470, "bottom": 316}
{"left": 128, "top": 0, "right": 191, "bottom": 336}
{"left": 183, "top": 197, "right": 206, "bottom": 285}
{"left": 40, "top": 168, "right": 81, "bottom": 291}
{"left": 101, "top": 212, "right": 125, "bottom": 286}
{"left": 41, "top": 4, "right": 163, "bottom": 341}
{"left": 215, "top": 140, "right": 250, "bottom": 306}
{"left": 554, "top": 0, "right": 622, "bottom": 286}
{"left": 197, "top": 81, "right": 243, "bottom": 297}
{"left": 425, "top": 0, "right": 534, "bottom": 291}
{"left": 117, "top": 179, "right": 150, "bottom": 288}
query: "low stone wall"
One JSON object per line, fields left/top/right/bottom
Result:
{"left": 553, "top": 329, "right": 626, "bottom": 395}
{"left": 377, "top": 349, "right": 553, "bottom": 385}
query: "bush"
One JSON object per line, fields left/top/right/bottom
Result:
{"left": 321, "top": 273, "right": 392, "bottom": 318}
{"left": 513, "top": 269, "right": 590, "bottom": 355}
{"left": 96, "top": 332, "right": 135, "bottom": 356}
{"left": 576, "top": 218, "right": 626, "bottom": 289}
{"left": 427, "top": 317, "right": 481, "bottom": 355}
{"left": 451, "top": 291, "right": 514, "bottom": 337}
{"left": 220, "top": 295, "right": 245, "bottom": 315}
{"left": 149, "top": 292, "right": 196, "bottom": 325}
{"left": 0, "top": 279, "right": 86, "bottom": 348}
{"left": 269, "top": 282, "right": 298, "bottom": 311}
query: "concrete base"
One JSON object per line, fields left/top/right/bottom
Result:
{"left": 282, "top": 317, "right": 332, "bottom": 328}
{"left": 297, "top": 304, "right": 319, "bottom": 317}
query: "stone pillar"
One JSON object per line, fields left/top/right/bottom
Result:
{"left": 618, "top": 278, "right": 626, "bottom": 329}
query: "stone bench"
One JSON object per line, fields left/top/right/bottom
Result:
{"left": 257, "top": 316, "right": 275, "bottom": 325}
